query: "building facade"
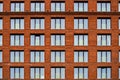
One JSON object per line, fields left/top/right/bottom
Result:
{"left": 0, "top": 0, "right": 120, "bottom": 80}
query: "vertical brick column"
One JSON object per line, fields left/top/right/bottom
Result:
{"left": 65, "top": 16, "right": 74, "bottom": 79}
{"left": 88, "top": 16, "right": 97, "bottom": 79}
{"left": 25, "top": 0, "right": 30, "bottom": 12}
{"left": 66, "top": 0, "right": 74, "bottom": 12}
{"left": 111, "top": 0, "right": 118, "bottom": 12}
{"left": 3, "top": 16, "right": 10, "bottom": 79}
{"left": 111, "top": 16, "right": 119, "bottom": 79}
{"left": 88, "top": 0, "right": 96, "bottom": 12}
{"left": 45, "top": 0, "right": 51, "bottom": 12}
{"left": 45, "top": 16, "right": 51, "bottom": 79}
{"left": 4, "top": 0, "right": 10, "bottom": 12}
{"left": 24, "top": 16, "right": 30, "bottom": 80}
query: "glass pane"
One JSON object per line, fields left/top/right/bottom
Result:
{"left": 56, "top": 52, "right": 60, "bottom": 62}
{"left": 79, "top": 68, "right": 83, "bottom": 79}
{"left": 21, "top": 3, "right": 24, "bottom": 11}
{"left": 41, "top": 35, "right": 44, "bottom": 46}
{"left": 84, "top": 35, "right": 88, "bottom": 46}
{"left": 74, "top": 35, "right": 78, "bottom": 46}
{"left": 51, "top": 3, "right": 55, "bottom": 11}
{"left": 51, "top": 68, "right": 55, "bottom": 79}
{"left": 97, "top": 52, "right": 101, "bottom": 62}
{"left": 35, "top": 36, "right": 40, "bottom": 46}
{"left": 102, "top": 3, "right": 106, "bottom": 11}
{"left": 61, "top": 35, "right": 65, "bottom": 45}
{"left": 79, "top": 52, "right": 83, "bottom": 62}
{"left": 20, "top": 35, "right": 24, "bottom": 46}
{"left": 79, "top": 3, "right": 83, "bottom": 11}
{"left": 79, "top": 19, "right": 83, "bottom": 29}
{"left": 84, "top": 3, "right": 88, "bottom": 11}
{"left": 31, "top": 68, "right": 34, "bottom": 79}
{"left": 97, "top": 68, "right": 101, "bottom": 79}
{"left": 74, "top": 3, "right": 78, "bottom": 11}
{"left": 31, "top": 3, "right": 35, "bottom": 11}
{"left": 15, "top": 35, "right": 19, "bottom": 46}
{"left": 51, "top": 19, "right": 55, "bottom": 29}
{"left": 41, "top": 51, "right": 44, "bottom": 62}
{"left": 56, "top": 68, "right": 60, "bottom": 79}
{"left": 41, "top": 3, "right": 45, "bottom": 12}
{"left": 11, "top": 3, "right": 14, "bottom": 12}
{"left": 74, "top": 51, "right": 78, "bottom": 62}
{"left": 56, "top": 3, "right": 60, "bottom": 11}
{"left": 21, "top": 19, "right": 24, "bottom": 29}
{"left": 74, "top": 19, "right": 78, "bottom": 29}
{"left": 84, "top": 68, "right": 88, "bottom": 79}
{"left": 41, "top": 68, "right": 44, "bottom": 79}
{"left": 107, "top": 3, "right": 110, "bottom": 12}
{"left": 97, "top": 3, "right": 101, "bottom": 11}
{"left": 79, "top": 35, "right": 83, "bottom": 45}
{"left": 61, "top": 68, "right": 65, "bottom": 79}
{"left": 10, "top": 68, "right": 14, "bottom": 79}
{"left": 51, "top": 52, "right": 55, "bottom": 62}
{"left": 97, "top": 19, "right": 101, "bottom": 29}
{"left": 31, "top": 52, "right": 34, "bottom": 62}
{"left": 61, "top": 3, "right": 65, "bottom": 11}
{"left": 31, "top": 35, "right": 34, "bottom": 46}
{"left": 51, "top": 36, "right": 55, "bottom": 46}
{"left": 61, "top": 19, "right": 65, "bottom": 29}
{"left": 107, "top": 19, "right": 110, "bottom": 29}
{"left": 84, "top": 19, "right": 88, "bottom": 29}
{"left": 84, "top": 51, "right": 88, "bottom": 62}
{"left": 107, "top": 68, "right": 111, "bottom": 79}
{"left": 41, "top": 19, "right": 44, "bottom": 29}
{"left": 20, "top": 51, "right": 24, "bottom": 62}
{"left": 74, "top": 68, "right": 78, "bottom": 79}
{"left": 61, "top": 52, "right": 65, "bottom": 62}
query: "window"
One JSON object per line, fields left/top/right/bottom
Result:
{"left": 10, "top": 51, "right": 24, "bottom": 62}
{"left": 0, "top": 68, "right": 2, "bottom": 79}
{"left": 0, "top": 51, "right": 2, "bottom": 62}
{"left": 119, "top": 35, "right": 120, "bottom": 46}
{"left": 74, "top": 18, "right": 88, "bottom": 29}
{"left": 97, "top": 51, "right": 111, "bottom": 62}
{"left": 31, "top": 2, "right": 45, "bottom": 12}
{"left": 119, "top": 3, "right": 120, "bottom": 12}
{"left": 51, "top": 18, "right": 65, "bottom": 29}
{"left": 97, "top": 18, "right": 111, "bottom": 29}
{"left": 0, "top": 35, "right": 2, "bottom": 46}
{"left": 51, "top": 2, "right": 65, "bottom": 12}
{"left": 97, "top": 67, "right": 111, "bottom": 79}
{"left": 74, "top": 51, "right": 88, "bottom": 62}
{"left": 51, "top": 35, "right": 65, "bottom": 46}
{"left": 118, "top": 68, "right": 120, "bottom": 79}
{"left": 51, "top": 51, "right": 65, "bottom": 62}
{"left": 119, "top": 19, "right": 120, "bottom": 29}
{"left": 0, "top": 3, "right": 3, "bottom": 12}
{"left": 0, "top": 19, "right": 2, "bottom": 29}
{"left": 74, "top": 67, "right": 88, "bottom": 79}
{"left": 11, "top": 18, "right": 24, "bottom": 29}
{"left": 74, "top": 34, "right": 88, "bottom": 46}
{"left": 30, "top": 51, "right": 44, "bottom": 62}
{"left": 31, "top": 68, "right": 44, "bottom": 79}
{"left": 119, "top": 51, "right": 120, "bottom": 62}
{"left": 10, "top": 35, "right": 24, "bottom": 46}
{"left": 97, "top": 2, "right": 110, "bottom": 12}
{"left": 51, "top": 68, "right": 65, "bottom": 79}
{"left": 11, "top": 2, "right": 24, "bottom": 12}
{"left": 31, "top": 35, "right": 44, "bottom": 46}
{"left": 10, "top": 68, "right": 24, "bottom": 79}
{"left": 31, "top": 18, "right": 44, "bottom": 29}
{"left": 74, "top": 2, "right": 88, "bottom": 12}
{"left": 97, "top": 35, "right": 111, "bottom": 46}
